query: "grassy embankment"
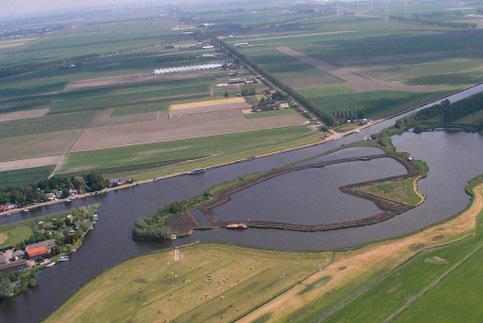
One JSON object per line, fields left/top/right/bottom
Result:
{"left": 46, "top": 175, "right": 483, "bottom": 322}
{"left": 58, "top": 125, "right": 325, "bottom": 180}
{"left": 46, "top": 245, "right": 333, "bottom": 323}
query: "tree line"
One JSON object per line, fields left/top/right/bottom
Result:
{"left": 0, "top": 173, "right": 108, "bottom": 207}
{"left": 332, "top": 109, "right": 366, "bottom": 124}
{"left": 381, "top": 92, "right": 483, "bottom": 136}
{"left": 213, "top": 37, "right": 336, "bottom": 126}
{"left": 388, "top": 16, "right": 477, "bottom": 30}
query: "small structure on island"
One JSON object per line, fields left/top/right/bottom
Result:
{"left": 25, "top": 240, "right": 56, "bottom": 259}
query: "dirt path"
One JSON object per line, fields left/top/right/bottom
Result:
{"left": 276, "top": 47, "right": 440, "bottom": 93}
{"left": 237, "top": 183, "right": 483, "bottom": 322}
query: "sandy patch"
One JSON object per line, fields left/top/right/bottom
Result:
{"left": 239, "top": 183, "right": 483, "bottom": 322}
{"left": 170, "top": 97, "right": 249, "bottom": 117}
{"left": 0, "top": 155, "right": 63, "bottom": 172}
{"left": 64, "top": 70, "right": 219, "bottom": 91}
{"left": 71, "top": 109, "right": 307, "bottom": 151}
{"left": 0, "top": 108, "right": 49, "bottom": 123}
{"left": 0, "top": 38, "right": 36, "bottom": 49}
{"left": 277, "top": 47, "right": 440, "bottom": 93}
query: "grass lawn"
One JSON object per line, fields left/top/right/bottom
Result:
{"left": 454, "top": 109, "right": 483, "bottom": 126}
{"left": 46, "top": 244, "right": 332, "bottom": 323}
{"left": 355, "top": 177, "right": 423, "bottom": 206}
{"left": 0, "top": 209, "right": 71, "bottom": 247}
{"left": 0, "top": 165, "right": 54, "bottom": 189}
{"left": 58, "top": 126, "right": 322, "bottom": 179}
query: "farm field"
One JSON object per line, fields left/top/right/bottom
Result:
{"left": 58, "top": 125, "right": 322, "bottom": 179}
{"left": 46, "top": 244, "right": 332, "bottom": 323}
{"left": 0, "top": 165, "right": 55, "bottom": 189}
{"left": 231, "top": 17, "right": 483, "bottom": 120}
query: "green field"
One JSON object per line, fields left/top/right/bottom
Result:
{"left": 0, "top": 209, "right": 71, "bottom": 247}
{"left": 58, "top": 126, "right": 321, "bottom": 179}
{"left": 0, "top": 166, "right": 54, "bottom": 189}
{"left": 46, "top": 244, "right": 332, "bottom": 323}
{"left": 355, "top": 177, "right": 423, "bottom": 206}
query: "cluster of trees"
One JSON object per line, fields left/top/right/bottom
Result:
{"left": 133, "top": 202, "right": 185, "bottom": 241}
{"left": 21, "top": 206, "right": 95, "bottom": 251}
{"left": 0, "top": 271, "right": 37, "bottom": 299}
{"left": 380, "top": 92, "right": 483, "bottom": 136}
{"left": 389, "top": 16, "right": 477, "bottom": 30}
{"left": 214, "top": 37, "right": 335, "bottom": 126}
{"left": 332, "top": 109, "right": 366, "bottom": 123}
{"left": 0, "top": 173, "right": 108, "bottom": 207}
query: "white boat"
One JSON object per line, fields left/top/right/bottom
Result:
{"left": 58, "top": 256, "right": 69, "bottom": 262}
{"left": 46, "top": 262, "right": 56, "bottom": 267}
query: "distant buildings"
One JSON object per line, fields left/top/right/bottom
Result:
{"left": 153, "top": 63, "right": 223, "bottom": 75}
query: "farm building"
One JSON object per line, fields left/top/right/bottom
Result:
{"left": 25, "top": 240, "right": 56, "bottom": 259}
{"left": 0, "top": 260, "right": 30, "bottom": 273}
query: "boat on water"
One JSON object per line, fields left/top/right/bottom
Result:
{"left": 187, "top": 168, "right": 206, "bottom": 175}
{"left": 58, "top": 256, "right": 69, "bottom": 262}
{"left": 45, "top": 262, "right": 56, "bottom": 267}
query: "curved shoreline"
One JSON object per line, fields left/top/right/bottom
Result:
{"left": 191, "top": 152, "right": 421, "bottom": 233}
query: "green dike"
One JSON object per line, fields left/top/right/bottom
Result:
{"left": 0, "top": 165, "right": 54, "bottom": 189}
{"left": 58, "top": 126, "right": 322, "bottom": 179}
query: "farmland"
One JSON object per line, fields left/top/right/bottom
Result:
{"left": 229, "top": 17, "right": 483, "bottom": 121}
{"left": 0, "top": 14, "right": 313, "bottom": 182}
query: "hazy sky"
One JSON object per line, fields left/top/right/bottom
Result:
{"left": 1, "top": 0, "right": 149, "bottom": 18}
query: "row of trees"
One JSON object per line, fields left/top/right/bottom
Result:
{"left": 214, "top": 37, "right": 336, "bottom": 126}
{"left": 389, "top": 16, "right": 477, "bottom": 30}
{"left": 332, "top": 109, "right": 366, "bottom": 123}
{"left": 0, "top": 173, "right": 108, "bottom": 207}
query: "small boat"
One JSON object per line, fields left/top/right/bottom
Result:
{"left": 187, "top": 168, "right": 206, "bottom": 175}
{"left": 58, "top": 256, "right": 69, "bottom": 262}
{"left": 46, "top": 262, "right": 56, "bottom": 267}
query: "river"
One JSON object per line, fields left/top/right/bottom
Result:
{"left": 0, "top": 84, "right": 482, "bottom": 322}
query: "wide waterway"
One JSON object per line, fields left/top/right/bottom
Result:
{"left": 1, "top": 84, "right": 482, "bottom": 322}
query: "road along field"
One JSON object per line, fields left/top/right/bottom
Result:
{"left": 169, "top": 97, "right": 250, "bottom": 117}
